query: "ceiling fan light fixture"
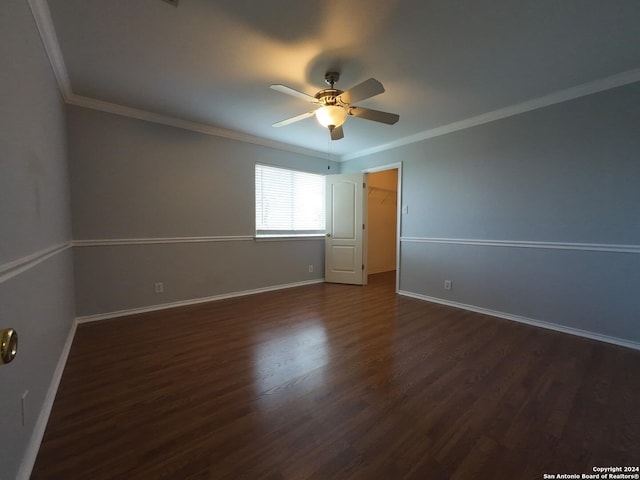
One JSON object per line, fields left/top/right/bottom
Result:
{"left": 315, "top": 105, "right": 348, "bottom": 129}
{"left": 271, "top": 75, "right": 398, "bottom": 140}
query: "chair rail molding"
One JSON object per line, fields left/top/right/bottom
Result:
{"left": 0, "top": 243, "right": 72, "bottom": 284}
{"left": 400, "top": 237, "right": 640, "bottom": 254}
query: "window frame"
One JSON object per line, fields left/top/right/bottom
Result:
{"left": 254, "top": 163, "right": 326, "bottom": 239}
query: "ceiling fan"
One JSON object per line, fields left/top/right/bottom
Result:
{"left": 270, "top": 72, "right": 399, "bottom": 140}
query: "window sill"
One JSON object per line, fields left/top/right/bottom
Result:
{"left": 254, "top": 234, "right": 325, "bottom": 241}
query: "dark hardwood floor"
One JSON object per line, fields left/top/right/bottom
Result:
{"left": 33, "top": 272, "right": 640, "bottom": 479}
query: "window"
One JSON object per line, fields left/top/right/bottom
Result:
{"left": 255, "top": 164, "right": 325, "bottom": 236}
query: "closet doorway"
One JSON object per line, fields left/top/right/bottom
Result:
{"left": 364, "top": 163, "right": 401, "bottom": 292}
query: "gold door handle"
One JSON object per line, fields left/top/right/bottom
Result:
{"left": 1, "top": 328, "right": 18, "bottom": 365}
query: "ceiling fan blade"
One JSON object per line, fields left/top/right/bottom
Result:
{"left": 329, "top": 125, "right": 344, "bottom": 141}
{"left": 270, "top": 84, "right": 317, "bottom": 103}
{"left": 349, "top": 106, "right": 399, "bottom": 125}
{"left": 338, "top": 78, "right": 385, "bottom": 104}
{"left": 272, "top": 110, "right": 316, "bottom": 127}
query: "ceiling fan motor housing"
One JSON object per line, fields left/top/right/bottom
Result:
{"left": 315, "top": 89, "right": 344, "bottom": 106}
{"left": 324, "top": 71, "right": 340, "bottom": 87}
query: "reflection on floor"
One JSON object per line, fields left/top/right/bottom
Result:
{"left": 33, "top": 271, "right": 640, "bottom": 479}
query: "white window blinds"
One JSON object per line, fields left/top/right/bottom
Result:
{"left": 255, "top": 164, "right": 325, "bottom": 236}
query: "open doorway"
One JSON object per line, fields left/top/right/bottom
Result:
{"left": 364, "top": 163, "right": 401, "bottom": 291}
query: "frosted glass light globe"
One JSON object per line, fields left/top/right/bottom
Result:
{"left": 315, "top": 105, "right": 347, "bottom": 128}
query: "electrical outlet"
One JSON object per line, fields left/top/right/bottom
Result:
{"left": 154, "top": 282, "right": 164, "bottom": 294}
{"left": 308, "top": 265, "right": 314, "bottom": 273}
{"left": 444, "top": 280, "right": 452, "bottom": 291}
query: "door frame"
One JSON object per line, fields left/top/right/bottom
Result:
{"left": 362, "top": 162, "right": 402, "bottom": 292}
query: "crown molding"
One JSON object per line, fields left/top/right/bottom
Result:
{"left": 29, "top": 0, "right": 640, "bottom": 163}
{"left": 342, "top": 68, "right": 640, "bottom": 161}
{"left": 27, "top": 0, "right": 72, "bottom": 100}
{"left": 28, "top": 0, "right": 327, "bottom": 160}
{"left": 65, "top": 94, "right": 328, "bottom": 159}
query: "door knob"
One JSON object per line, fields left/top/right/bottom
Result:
{"left": 326, "top": 233, "right": 331, "bottom": 237}
{"left": 0, "top": 328, "right": 18, "bottom": 365}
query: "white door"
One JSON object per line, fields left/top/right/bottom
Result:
{"left": 325, "top": 173, "right": 367, "bottom": 285}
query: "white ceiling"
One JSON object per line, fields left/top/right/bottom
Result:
{"left": 44, "top": 0, "right": 640, "bottom": 159}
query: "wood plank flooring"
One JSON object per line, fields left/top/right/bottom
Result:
{"left": 32, "top": 272, "right": 640, "bottom": 479}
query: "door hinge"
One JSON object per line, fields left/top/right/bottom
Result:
{"left": 363, "top": 182, "right": 366, "bottom": 189}
{"left": 362, "top": 223, "right": 365, "bottom": 230}
{"left": 362, "top": 264, "right": 365, "bottom": 271}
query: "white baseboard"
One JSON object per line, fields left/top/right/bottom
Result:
{"left": 23, "top": 281, "right": 635, "bottom": 480}
{"left": 398, "top": 290, "right": 640, "bottom": 351}
{"left": 17, "top": 319, "right": 78, "bottom": 480}
{"left": 16, "top": 278, "right": 324, "bottom": 478}
{"left": 76, "top": 279, "right": 325, "bottom": 323}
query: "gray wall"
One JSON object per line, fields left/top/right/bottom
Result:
{"left": 68, "top": 106, "right": 336, "bottom": 317}
{"left": 343, "top": 82, "right": 640, "bottom": 344}
{"left": 0, "top": 1, "right": 75, "bottom": 478}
